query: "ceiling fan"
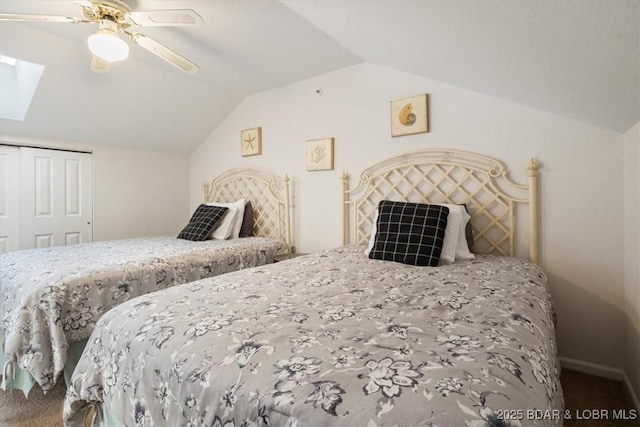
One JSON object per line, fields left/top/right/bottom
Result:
{"left": 0, "top": 0, "right": 203, "bottom": 74}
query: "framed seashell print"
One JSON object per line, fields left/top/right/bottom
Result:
{"left": 306, "top": 137, "right": 334, "bottom": 171}
{"left": 390, "top": 94, "right": 429, "bottom": 137}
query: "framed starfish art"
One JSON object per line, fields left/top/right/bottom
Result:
{"left": 240, "top": 127, "right": 262, "bottom": 156}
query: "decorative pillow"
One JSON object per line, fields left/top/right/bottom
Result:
{"left": 368, "top": 201, "right": 449, "bottom": 267}
{"left": 177, "top": 204, "right": 229, "bottom": 241}
{"left": 207, "top": 199, "right": 246, "bottom": 240}
{"left": 239, "top": 201, "right": 254, "bottom": 237}
{"left": 365, "top": 205, "right": 457, "bottom": 260}
{"left": 365, "top": 203, "right": 474, "bottom": 263}
{"left": 462, "top": 204, "right": 474, "bottom": 250}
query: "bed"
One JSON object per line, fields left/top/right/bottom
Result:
{"left": 64, "top": 150, "right": 563, "bottom": 426}
{"left": 0, "top": 168, "right": 292, "bottom": 395}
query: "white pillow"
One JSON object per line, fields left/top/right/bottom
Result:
{"left": 364, "top": 209, "right": 379, "bottom": 256}
{"left": 436, "top": 204, "right": 461, "bottom": 265}
{"left": 364, "top": 204, "right": 474, "bottom": 263}
{"left": 438, "top": 204, "right": 475, "bottom": 263}
{"left": 454, "top": 207, "right": 474, "bottom": 261}
{"left": 207, "top": 199, "right": 246, "bottom": 239}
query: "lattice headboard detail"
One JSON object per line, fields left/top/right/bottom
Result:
{"left": 203, "top": 168, "right": 292, "bottom": 253}
{"left": 342, "top": 149, "right": 539, "bottom": 263}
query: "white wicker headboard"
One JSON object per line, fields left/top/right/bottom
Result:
{"left": 203, "top": 168, "right": 292, "bottom": 254}
{"left": 342, "top": 149, "right": 539, "bottom": 263}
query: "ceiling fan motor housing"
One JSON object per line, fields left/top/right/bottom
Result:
{"left": 82, "top": 0, "right": 133, "bottom": 29}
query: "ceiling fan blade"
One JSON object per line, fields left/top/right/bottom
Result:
{"left": 127, "top": 32, "right": 199, "bottom": 74}
{"left": 91, "top": 55, "right": 111, "bottom": 73}
{"left": 125, "top": 9, "right": 203, "bottom": 27}
{"left": 0, "top": 13, "right": 88, "bottom": 24}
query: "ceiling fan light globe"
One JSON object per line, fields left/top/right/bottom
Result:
{"left": 88, "top": 33, "right": 129, "bottom": 62}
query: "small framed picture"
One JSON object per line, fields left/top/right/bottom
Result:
{"left": 241, "top": 127, "right": 262, "bottom": 156}
{"left": 390, "top": 94, "right": 429, "bottom": 137}
{"left": 306, "top": 137, "right": 334, "bottom": 171}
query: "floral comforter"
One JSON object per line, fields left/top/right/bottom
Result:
{"left": 65, "top": 246, "right": 563, "bottom": 427}
{"left": 0, "top": 236, "right": 286, "bottom": 391}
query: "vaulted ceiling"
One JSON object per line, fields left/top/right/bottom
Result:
{"left": 0, "top": 0, "right": 638, "bottom": 154}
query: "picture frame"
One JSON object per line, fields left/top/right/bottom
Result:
{"left": 390, "top": 94, "right": 429, "bottom": 137}
{"left": 240, "top": 127, "right": 262, "bottom": 157}
{"left": 306, "top": 137, "right": 334, "bottom": 171}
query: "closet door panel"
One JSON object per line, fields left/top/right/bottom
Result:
{"left": 19, "top": 147, "right": 93, "bottom": 250}
{"left": 0, "top": 145, "right": 20, "bottom": 254}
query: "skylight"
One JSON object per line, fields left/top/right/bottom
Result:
{"left": 0, "top": 55, "right": 17, "bottom": 66}
{"left": 0, "top": 55, "right": 44, "bottom": 121}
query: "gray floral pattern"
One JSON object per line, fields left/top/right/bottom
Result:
{"left": 64, "top": 247, "right": 563, "bottom": 426}
{"left": 0, "top": 236, "right": 286, "bottom": 391}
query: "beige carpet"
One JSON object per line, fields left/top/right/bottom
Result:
{"left": 0, "top": 381, "right": 66, "bottom": 427}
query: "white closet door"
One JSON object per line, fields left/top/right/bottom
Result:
{"left": 20, "top": 147, "right": 93, "bottom": 249}
{"left": 0, "top": 145, "right": 21, "bottom": 254}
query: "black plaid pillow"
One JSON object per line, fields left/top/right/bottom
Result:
{"left": 369, "top": 201, "right": 449, "bottom": 266}
{"left": 178, "top": 204, "right": 229, "bottom": 241}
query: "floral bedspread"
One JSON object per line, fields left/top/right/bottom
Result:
{"left": 0, "top": 236, "right": 286, "bottom": 391}
{"left": 64, "top": 246, "right": 563, "bottom": 427}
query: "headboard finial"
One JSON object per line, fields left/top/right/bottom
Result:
{"left": 528, "top": 158, "right": 538, "bottom": 177}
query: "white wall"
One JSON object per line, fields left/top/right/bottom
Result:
{"left": 1, "top": 135, "right": 190, "bottom": 241}
{"left": 190, "top": 63, "right": 628, "bottom": 376}
{"left": 91, "top": 145, "right": 190, "bottom": 241}
{"left": 189, "top": 64, "right": 625, "bottom": 378}
{"left": 624, "top": 122, "right": 640, "bottom": 400}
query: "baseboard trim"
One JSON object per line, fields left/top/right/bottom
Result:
{"left": 560, "top": 357, "right": 640, "bottom": 411}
